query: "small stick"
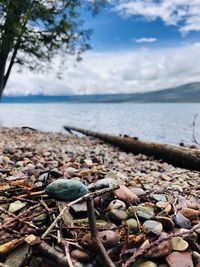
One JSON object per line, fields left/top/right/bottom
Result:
{"left": 18, "top": 190, "right": 47, "bottom": 198}
{"left": 192, "top": 113, "right": 200, "bottom": 146}
{"left": 42, "top": 186, "right": 119, "bottom": 239}
{"left": 40, "top": 199, "right": 51, "bottom": 212}
{"left": 31, "top": 240, "right": 69, "bottom": 267}
{"left": 87, "top": 196, "right": 115, "bottom": 267}
{"left": 52, "top": 214, "right": 61, "bottom": 243}
{"left": 61, "top": 241, "right": 74, "bottom": 267}
{"left": 13, "top": 196, "right": 38, "bottom": 204}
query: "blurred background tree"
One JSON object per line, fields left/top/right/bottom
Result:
{"left": 0, "top": 0, "right": 106, "bottom": 97}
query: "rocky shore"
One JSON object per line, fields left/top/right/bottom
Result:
{"left": 0, "top": 127, "right": 200, "bottom": 267}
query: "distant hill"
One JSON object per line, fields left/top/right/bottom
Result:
{"left": 2, "top": 82, "right": 200, "bottom": 103}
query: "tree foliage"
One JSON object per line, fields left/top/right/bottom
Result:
{"left": 0, "top": 0, "right": 106, "bottom": 96}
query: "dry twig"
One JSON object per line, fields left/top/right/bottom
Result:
{"left": 192, "top": 113, "right": 200, "bottom": 147}
{"left": 31, "top": 240, "right": 70, "bottom": 267}
{"left": 86, "top": 196, "right": 115, "bottom": 267}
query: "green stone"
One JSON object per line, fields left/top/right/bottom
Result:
{"left": 127, "top": 206, "right": 155, "bottom": 220}
{"left": 126, "top": 218, "right": 139, "bottom": 234}
{"left": 45, "top": 179, "right": 88, "bottom": 201}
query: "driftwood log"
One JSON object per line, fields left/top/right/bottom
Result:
{"left": 64, "top": 126, "right": 200, "bottom": 171}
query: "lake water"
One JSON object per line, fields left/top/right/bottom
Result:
{"left": 0, "top": 103, "right": 200, "bottom": 145}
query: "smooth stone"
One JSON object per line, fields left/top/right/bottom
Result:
{"left": 156, "top": 202, "right": 172, "bottom": 213}
{"left": 192, "top": 251, "right": 200, "bottom": 264}
{"left": 107, "top": 209, "right": 127, "bottom": 223}
{"left": 127, "top": 206, "right": 155, "bottom": 220}
{"left": 152, "top": 194, "right": 167, "bottom": 202}
{"left": 70, "top": 202, "right": 88, "bottom": 216}
{"left": 138, "top": 261, "right": 157, "bottom": 267}
{"left": 130, "top": 187, "right": 146, "bottom": 197}
{"left": 180, "top": 207, "right": 200, "bottom": 220}
{"left": 38, "top": 172, "right": 48, "bottom": 181}
{"left": 45, "top": 179, "right": 88, "bottom": 201}
{"left": 81, "top": 230, "right": 120, "bottom": 249}
{"left": 155, "top": 216, "right": 175, "bottom": 231}
{"left": 172, "top": 237, "right": 188, "bottom": 251}
{"left": 156, "top": 210, "right": 168, "bottom": 217}
{"left": 173, "top": 211, "right": 192, "bottom": 229}
{"left": 5, "top": 243, "right": 29, "bottom": 267}
{"left": 143, "top": 220, "right": 163, "bottom": 235}
{"left": 84, "top": 159, "right": 93, "bottom": 166}
{"left": 34, "top": 181, "right": 43, "bottom": 188}
{"left": 8, "top": 200, "right": 26, "bottom": 213}
{"left": 32, "top": 213, "right": 47, "bottom": 226}
{"left": 71, "top": 249, "right": 91, "bottom": 263}
{"left": 105, "top": 170, "right": 128, "bottom": 184}
{"left": 166, "top": 252, "right": 193, "bottom": 267}
{"left": 50, "top": 169, "right": 63, "bottom": 178}
{"left": 126, "top": 218, "right": 139, "bottom": 234}
{"left": 88, "top": 178, "right": 119, "bottom": 190}
{"left": 113, "top": 185, "right": 139, "bottom": 204}
{"left": 107, "top": 199, "right": 126, "bottom": 211}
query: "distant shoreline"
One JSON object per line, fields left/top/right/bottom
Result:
{"left": 2, "top": 81, "right": 200, "bottom": 103}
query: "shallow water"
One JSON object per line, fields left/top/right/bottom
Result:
{"left": 0, "top": 102, "right": 200, "bottom": 145}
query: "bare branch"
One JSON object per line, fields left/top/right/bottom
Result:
{"left": 86, "top": 196, "right": 115, "bottom": 267}
{"left": 192, "top": 113, "right": 200, "bottom": 147}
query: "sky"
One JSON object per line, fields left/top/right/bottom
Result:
{"left": 6, "top": 0, "right": 200, "bottom": 96}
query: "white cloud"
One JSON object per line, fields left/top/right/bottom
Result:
{"left": 111, "top": 0, "right": 200, "bottom": 34}
{"left": 134, "top": 37, "right": 157, "bottom": 43}
{"left": 5, "top": 42, "right": 200, "bottom": 96}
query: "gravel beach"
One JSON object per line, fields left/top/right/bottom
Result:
{"left": 0, "top": 127, "right": 200, "bottom": 267}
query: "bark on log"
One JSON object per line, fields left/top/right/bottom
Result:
{"left": 64, "top": 125, "right": 200, "bottom": 171}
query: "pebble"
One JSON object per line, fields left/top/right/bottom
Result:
{"left": 88, "top": 177, "right": 119, "bottom": 190}
{"left": 156, "top": 202, "right": 172, "bottom": 213}
{"left": 155, "top": 216, "right": 175, "bottom": 231}
{"left": 70, "top": 202, "right": 88, "bottom": 216}
{"left": 81, "top": 230, "right": 120, "bottom": 249}
{"left": 8, "top": 201, "right": 26, "bottom": 213}
{"left": 129, "top": 187, "right": 146, "bottom": 197}
{"left": 138, "top": 261, "right": 157, "bottom": 267}
{"left": 166, "top": 252, "right": 193, "bottom": 267}
{"left": 71, "top": 249, "right": 91, "bottom": 263}
{"left": 143, "top": 220, "right": 163, "bottom": 235}
{"left": 127, "top": 206, "right": 155, "bottom": 220}
{"left": 126, "top": 218, "right": 139, "bottom": 234}
{"left": 32, "top": 213, "right": 47, "bottom": 226}
{"left": 113, "top": 185, "right": 139, "bottom": 204}
{"left": 172, "top": 237, "right": 188, "bottom": 251}
{"left": 107, "top": 209, "right": 127, "bottom": 224}
{"left": 180, "top": 207, "right": 200, "bottom": 220}
{"left": 173, "top": 211, "right": 192, "bottom": 229}
{"left": 152, "top": 194, "right": 167, "bottom": 202}
{"left": 5, "top": 244, "right": 29, "bottom": 267}
{"left": 45, "top": 179, "right": 88, "bottom": 201}
{"left": 192, "top": 251, "right": 200, "bottom": 264}
{"left": 107, "top": 199, "right": 126, "bottom": 211}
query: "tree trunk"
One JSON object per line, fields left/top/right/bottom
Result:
{"left": 64, "top": 125, "right": 200, "bottom": 171}
{"left": 0, "top": 55, "right": 7, "bottom": 98}
{"left": 0, "top": 2, "right": 23, "bottom": 98}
